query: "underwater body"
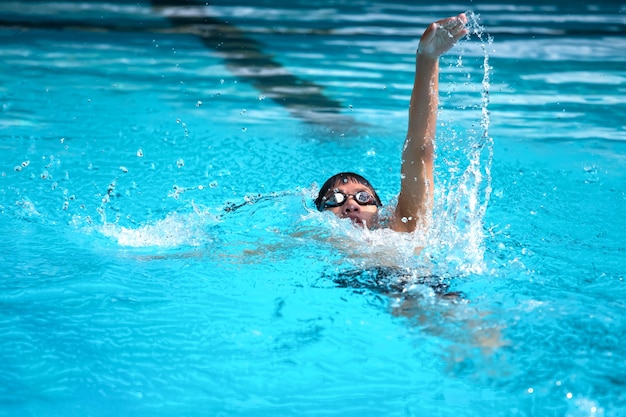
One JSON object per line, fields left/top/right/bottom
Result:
{"left": 1, "top": 1, "right": 625, "bottom": 416}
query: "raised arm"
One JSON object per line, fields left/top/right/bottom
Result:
{"left": 390, "top": 13, "right": 468, "bottom": 233}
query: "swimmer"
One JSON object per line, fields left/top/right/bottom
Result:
{"left": 315, "top": 13, "right": 468, "bottom": 233}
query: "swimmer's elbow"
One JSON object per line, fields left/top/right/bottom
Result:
{"left": 391, "top": 199, "right": 427, "bottom": 234}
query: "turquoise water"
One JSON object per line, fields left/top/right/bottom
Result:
{"left": 1, "top": 1, "right": 625, "bottom": 416}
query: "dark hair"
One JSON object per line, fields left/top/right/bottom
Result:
{"left": 314, "top": 172, "right": 383, "bottom": 211}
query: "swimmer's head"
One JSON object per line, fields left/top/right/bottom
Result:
{"left": 315, "top": 172, "right": 382, "bottom": 228}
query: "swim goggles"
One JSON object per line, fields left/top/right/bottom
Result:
{"left": 321, "top": 190, "right": 379, "bottom": 209}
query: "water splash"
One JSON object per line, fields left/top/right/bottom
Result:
{"left": 299, "top": 207, "right": 428, "bottom": 270}
{"left": 97, "top": 207, "right": 218, "bottom": 248}
{"left": 95, "top": 189, "right": 303, "bottom": 250}
{"left": 299, "top": 13, "right": 495, "bottom": 279}
{"left": 428, "top": 11, "right": 494, "bottom": 275}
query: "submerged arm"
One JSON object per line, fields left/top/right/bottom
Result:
{"left": 391, "top": 14, "right": 468, "bottom": 233}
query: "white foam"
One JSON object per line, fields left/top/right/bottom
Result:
{"left": 97, "top": 210, "right": 217, "bottom": 248}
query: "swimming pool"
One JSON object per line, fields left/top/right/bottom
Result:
{"left": 1, "top": 1, "right": 625, "bottom": 416}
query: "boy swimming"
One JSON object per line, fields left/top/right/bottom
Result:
{"left": 315, "top": 13, "right": 468, "bottom": 233}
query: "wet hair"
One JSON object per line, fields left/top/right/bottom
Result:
{"left": 315, "top": 172, "right": 383, "bottom": 211}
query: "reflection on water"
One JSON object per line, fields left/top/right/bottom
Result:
{"left": 1, "top": 1, "right": 625, "bottom": 417}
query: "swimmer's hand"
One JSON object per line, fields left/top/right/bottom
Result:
{"left": 417, "top": 13, "right": 468, "bottom": 58}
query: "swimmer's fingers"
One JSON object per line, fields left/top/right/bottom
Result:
{"left": 418, "top": 13, "right": 468, "bottom": 57}
{"left": 439, "top": 13, "right": 469, "bottom": 41}
{"left": 440, "top": 13, "right": 467, "bottom": 30}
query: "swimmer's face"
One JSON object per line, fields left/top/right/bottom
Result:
{"left": 321, "top": 181, "right": 380, "bottom": 228}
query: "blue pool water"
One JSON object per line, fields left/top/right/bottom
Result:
{"left": 1, "top": 1, "right": 625, "bottom": 416}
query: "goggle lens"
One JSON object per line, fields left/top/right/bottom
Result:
{"left": 324, "top": 191, "right": 376, "bottom": 208}
{"left": 355, "top": 191, "right": 374, "bottom": 204}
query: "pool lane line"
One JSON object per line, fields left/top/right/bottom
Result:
{"left": 0, "top": 1, "right": 361, "bottom": 132}
{"left": 150, "top": 0, "right": 359, "bottom": 130}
